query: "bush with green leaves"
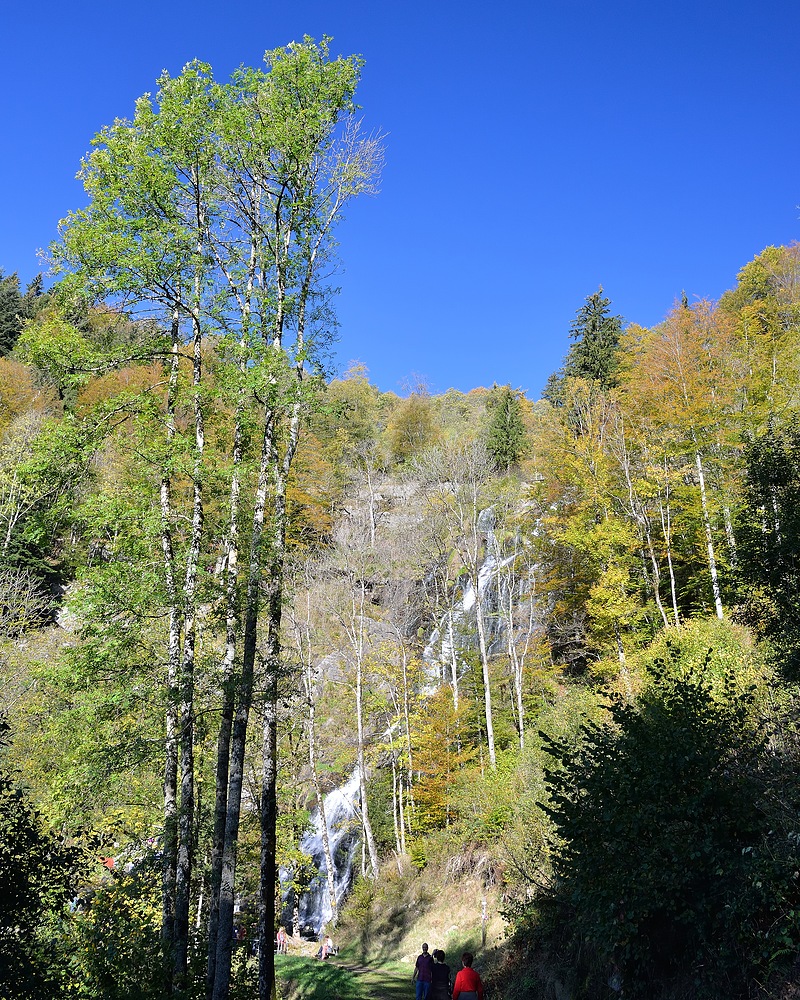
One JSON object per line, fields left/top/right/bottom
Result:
{"left": 540, "top": 653, "right": 800, "bottom": 998}
{"left": 0, "top": 716, "right": 84, "bottom": 999}
{"left": 63, "top": 859, "right": 166, "bottom": 1000}
{"left": 736, "top": 427, "right": 800, "bottom": 677}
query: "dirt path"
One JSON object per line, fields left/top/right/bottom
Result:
{"left": 331, "top": 960, "right": 411, "bottom": 1000}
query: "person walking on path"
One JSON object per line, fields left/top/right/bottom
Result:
{"left": 413, "top": 942, "right": 435, "bottom": 1000}
{"left": 431, "top": 949, "right": 452, "bottom": 1000}
{"left": 452, "top": 952, "right": 484, "bottom": 1000}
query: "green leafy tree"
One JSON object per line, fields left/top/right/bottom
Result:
{"left": 51, "top": 37, "right": 381, "bottom": 1000}
{"left": 0, "top": 717, "right": 85, "bottom": 999}
{"left": 736, "top": 427, "right": 800, "bottom": 675}
{"left": 542, "top": 657, "right": 777, "bottom": 997}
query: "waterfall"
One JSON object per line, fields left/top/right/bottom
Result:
{"left": 423, "top": 510, "right": 518, "bottom": 682}
{"left": 285, "top": 770, "right": 361, "bottom": 936}
{"left": 287, "top": 510, "right": 533, "bottom": 929}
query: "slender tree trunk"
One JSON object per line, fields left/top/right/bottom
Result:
{"left": 400, "top": 645, "right": 414, "bottom": 780}
{"left": 206, "top": 408, "right": 243, "bottom": 998}
{"left": 498, "top": 541, "right": 532, "bottom": 753}
{"left": 446, "top": 611, "right": 460, "bottom": 712}
{"left": 617, "top": 432, "right": 670, "bottom": 629}
{"left": 174, "top": 307, "right": 206, "bottom": 988}
{"left": 391, "top": 752, "right": 401, "bottom": 856}
{"left": 658, "top": 460, "right": 681, "bottom": 626}
{"left": 206, "top": 233, "right": 255, "bottom": 996}
{"left": 353, "top": 579, "right": 380, "bottom": 877}
{"left": 473, "top": 589, "right": 497, "bottom": 770}
{"left": 723, "top": 502, "right": 738, "bottom": 567}
{"left": 398, "top": 770, "right": 407, "bottom": 855}
{"left": 695, "top": 449, "right": 724, "bottom": 619}
{"left": 259, "top": 631, "right": 278, "bottom": 1000}
{"left": 212, "top": 411, "right": 275, "bottom": 1000}
{"left": 159, "top": 311, "right": 181, "bottom": 986}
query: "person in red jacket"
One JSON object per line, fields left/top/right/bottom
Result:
{"left": 452, "top": 951, "right": 484, "bottom": 1000}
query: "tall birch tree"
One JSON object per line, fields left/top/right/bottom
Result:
{"left": 49, "top": 38, "right": 381, "bottom": 1000}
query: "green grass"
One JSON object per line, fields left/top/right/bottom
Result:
{"left": 276, "top": 955, "right": 410, "bottom": 1000}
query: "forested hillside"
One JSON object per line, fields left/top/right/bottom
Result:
{"left": 3, "top": 38, "right": 800, "bottom": 1000}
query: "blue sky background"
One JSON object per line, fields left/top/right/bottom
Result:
{"left": 2, "top": 0, "right": 799, "bottom": 397}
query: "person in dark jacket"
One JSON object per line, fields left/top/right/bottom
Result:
{"left": 431, "top": 948, "right": 452, "bottom": 999}
{"left": 413, "top": 942, "right": 435, "bottom": 1000}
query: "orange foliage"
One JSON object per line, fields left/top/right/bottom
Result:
{"left": 75, "top": 363, "right": 164, "bottom": 414}
{"left": 286, "top": 430, "right": 339, "bottom": 548}
{"left": 0, "top": 358, "right": 61, "bottom": 438}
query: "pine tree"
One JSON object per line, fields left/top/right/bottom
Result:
{"left": 564, "top": 287, "right": 623, "bottom": 386}
{"left": 485, "top": 384, "right": 526, "bottom": 471}
{"left": 0, "top": 271, "right": 23, "bottom": 356}
{"left": 542, "top": 288, "right": 623, "bottom": 404}
{"left": 0, "top": 272, "right": 45, "bottom": 356}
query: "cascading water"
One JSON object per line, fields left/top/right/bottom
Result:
{"left": 284, "top": 770, "right": 361, "bottom": 936}
{"left": 423, "top": 508, "right": 518, "bottom": 684}
{"left": 289, "top": 509, "right": 530, "bottom": 929}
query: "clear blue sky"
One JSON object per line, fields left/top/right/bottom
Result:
{"left": 2, "top": 1, "right": 799, "bottom": 397}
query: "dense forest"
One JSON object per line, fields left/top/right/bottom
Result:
{"left": 3, "top": 36, "right": 800, "bottom": 1000}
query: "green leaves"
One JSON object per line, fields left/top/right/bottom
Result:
{"left": 540, "top": 649, "right": 800, "bottom": 995}
{"left": 0, "top": 717, "right": 87, "bottom": 999}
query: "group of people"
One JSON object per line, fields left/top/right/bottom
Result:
{"left": 275, "top": 927, "right": 336, "bottom": 959}
{"left": 412, "top": 943, "right": 484, "bottom": 1000}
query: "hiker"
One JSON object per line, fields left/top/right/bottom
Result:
{"left": 431, "top": 949, "right": 452, "bottom": 1000}
{"left": 276, "top": 926, "right": 288, "bottom": 954}
{"left": 452, "top": 952, "right": 484, "bottom": 1000}
{"left": 412, "top": 942, "right": 435, "bottom": 1000}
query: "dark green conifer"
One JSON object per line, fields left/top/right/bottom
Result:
{"left": 0, "top": 271, "right": 45, "bottom": 356}
{"left": 563, "top": 286, "right": 623, "bottom": 388}
{"left": 485, "top": 383, "right": 526, "bottom": 471}
{"left": 0, "top": 270, "right": 23, "bottom": 356}
{"left": 542, "top": 287, "right": 623, "bottom": 404}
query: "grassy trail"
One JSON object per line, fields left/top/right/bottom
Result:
{"left": 333, "top": 960, "right": 411, "bottom": 1000}
{"left": 276, "top": 954, "right": 411, "bottom": 1000}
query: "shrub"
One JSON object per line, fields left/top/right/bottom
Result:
{"left": 541, "top": 651, "right": 800, "bottom": 998}
{"left": 0, "top": 716, "right": 84, "bottom": 999}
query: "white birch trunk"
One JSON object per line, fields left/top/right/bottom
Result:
{"left": 695, "top": 449, "right": 724, "bottom": 619}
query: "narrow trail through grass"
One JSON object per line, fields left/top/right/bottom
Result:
{"left": 276, "top": 955, "right": 410, "bottom": 1000}
{"left": 332, "top": 960, "right": 411, "bottom": 1000}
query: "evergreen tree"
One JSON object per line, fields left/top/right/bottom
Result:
{"left": 485, "top": 383, "right": 526, "bottom": 471}
{"left": 542, "top": 288, "right": 623, "bottom": 404}
{"left": 564, "top": 287, "right": 623, "bottom": 386}
{"left": 0, "top": 271, "right": 23, "bottom": 356}
{"left": 0, "top": 272, "right": 45, "bottom": 356}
